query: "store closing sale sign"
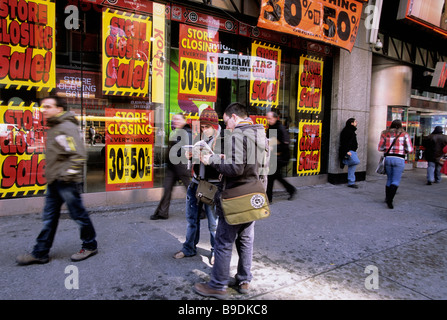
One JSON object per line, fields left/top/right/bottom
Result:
{"left": 102, "top": 9, "right": 152, "bottom": 96}
{"left": 250, "top": 41, "right": 281, "bottom": 108}
{"left": 298, "top": 55, "right": 323, "bottom": 113}
{"left": 105, "top": 109, "right": 154, "bottom": 191}
{"left": 0, "top": 103, "right": 46, "bottom": 198}
{"left": 258, "top": 0, "right": 364, "bottom": 52}
{"left": 297, "top": 120, "right": 322, "bottom": 175}
{"left": 178, "top": 24, "right": 219, "bottom": 102}
{"left": 0, "top": 0, "right": 56, "bottom": 90}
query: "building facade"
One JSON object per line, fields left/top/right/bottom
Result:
{"left": 0, "top": 0, "right": 445, "bottom": 215}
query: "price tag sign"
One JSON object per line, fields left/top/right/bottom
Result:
{"left": 178, "top": 24, "right": 219, "bottom": 102}
{"left": 257, "top": 0, "right": 364, "bottom": 52}
{"left": 179, "top": 56, "right": 217, "bottom": 100}
{"left": 106, "top": 144, "right": 153, "bottom": 187}
{"left": 105, "top": 108, "right": 154, "bottom": 191}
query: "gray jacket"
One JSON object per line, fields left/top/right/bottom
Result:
{"left": 45, "top": 111, "right": 86, "bottom": 184}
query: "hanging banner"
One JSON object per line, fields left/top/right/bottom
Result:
{"left": 152, "top": 2, "right": 165, "bottom": 104}
{"left": 250, "top": 41, "right": 281, "bottom": 108}
{"left": 0, "top": 0, "right": 56, "bottom": 91}
{"left": 257, "top": 0, "right": 364, "bottom": 52}
{"left": 178, "top": 24, "right": 219, "bottom": 102}
{"left": 105, "top": 108, "right": 154, "bottom": 191}
{"left": 102, "top": 8, "right": 152, "bottom": 97}
{"left": 297, "top": 120, "right": 322, "bottom": 176}
{"left": 0, "top": 103, "right": 46, "bottom": 198}
{"left": 297, "top": 55, "right": 323, "bottom": 113}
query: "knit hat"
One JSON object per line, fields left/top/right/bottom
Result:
{"left": 199, "top": 107, "right": 219, "bottom": 130}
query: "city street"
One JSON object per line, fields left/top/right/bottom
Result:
{"left": 1, "top": 168, "right": 446, "bottom": 302}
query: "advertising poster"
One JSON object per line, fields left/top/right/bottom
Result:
{"left": 0, "top": 0, "right": 56, "bottom": 91}
{"left": 298, "top": 55, "right": 323, "bottom": 113}
{"left": 257, "top": 0, "right": 364, "bottom": 52}
{"left": 152, "top": 2, "right": 165, "bottom": 104}
{"left": 250, "top": 41, "right": 281, "bottom": 108}
{"left": 105, "top": 108, "right": 154, "bottom": 191}
{"left": 178, "top": 24, "right": 219, "bottom": 102}
{"left": 297, "top": 120, "right": 322, "bottom": 176}
{"left": 102, "top": 8, "right": 152, "bottom": 97}
{"left": 0, "top": 103, "right": 46, "bottom": 198}
{"left": 249, "top": 115, "right": 268, "bottom": 130}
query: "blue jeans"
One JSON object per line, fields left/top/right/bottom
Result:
{"left": 427, "top": 161, "right": 442, "bottom": 183}
{"left": 32, "top": 181, "right": 97, "bottom": 259}
{"left": 342, "top": 150, "right": 360, "bottom": 185}
{"left": 182, "top": 182, "right": 218, "bottom": 256}
{"left": 385, "top": 156, "right": 405, "bottom": 186}
{"left": 208, "top": 199, "right": 254, "bottom": 291}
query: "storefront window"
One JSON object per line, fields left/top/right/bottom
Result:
{"left": 0, "top": 1, "right": 333, "bottom": 200}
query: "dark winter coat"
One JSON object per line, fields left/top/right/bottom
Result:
{"left": 339, "top": 119, "right": 358, "bottom": 168}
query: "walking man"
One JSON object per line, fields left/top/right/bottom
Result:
{"left": 266, "top": 111, "right": 295, "bottom": 202}
{"left": 16, "top": 96, "right": 98, "bottom": 265}
{"left": 423, "top": 126, "right": 447, "bottom": 185}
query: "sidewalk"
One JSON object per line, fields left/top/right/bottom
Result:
{"left": 0, "top": 168, "right": 446, "bottom": 300}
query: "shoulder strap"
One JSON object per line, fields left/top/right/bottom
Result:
{"left": 385, "top": 132, "right": 403, "bottom": 155}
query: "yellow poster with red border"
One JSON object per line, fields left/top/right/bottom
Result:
{"left": 105, "top": 108, "right": 154, "bottom": 191}
{"left": 0, "top": 0, "right": 56, "bottom": 91}
{"left": 178, "top": 24, "right": 219, "bottom": 102}
{"left": 297, "top": 120, "right": 322, "bottom": 176}
{"left": 257, "top": 0, "right": 364, "bottom": 52}
{"left": 102, "top": 8, "right": 152, "bottom": 97}
{"left": 0, "top": 103, "right": 46, "bottom": 198}
{"left": 298, "top": 55, "right": 323, "bottom": 113}
{"left": 250, "top": 41, "right": 281, "bottom": 108}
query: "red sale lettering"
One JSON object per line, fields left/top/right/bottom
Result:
{"left": 1, "top": 154, "right": 46, "bottom": 188}
{"left": 298, "top": 151, "right": 320, "bottom": 171}
{"left": 105, "top": 58, "right": 147, "bottom": 90}
{"left": 251, "top": 79, "right": 277, "bottom": 102}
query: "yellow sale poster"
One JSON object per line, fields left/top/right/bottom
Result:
{"left": 178, "top": 24, "right": 219, "bottom": 102}
{"left": 298, "top": 55, "right": 323, "bottom": 113}
{"left": 105, "top": 108, "right": 154, "bottom": 191}
{"left": 0, "top": 0, "right": 56, "bottom": 91}
{"left": 250, "top": 41, "right": 281, "bottom": 108}
{"left": 0, "top": 103, "right": 46, "bottom": 198}
{"left": 297, "top": 120, "right": 322, "bottom": 176}
{"left": 102, "top": 9, "right": 152, "bottom": 97}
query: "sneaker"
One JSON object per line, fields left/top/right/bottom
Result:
{"left": 193, "top": 282, "right": 228, "bottom": 300}
{"left": 348, "top": 184, "right": 359, "bottom": 189}
{"left": 228, "top": 277, "right": 250, "bottom": 294}
{"left": 173, "top": 251, "right": 185, "bottom": 259}
{"left": 71, "top": 248, "right": 98, "bottom": 262}
{"left": 16, "top": 253, "right": 49, "bottom": 266}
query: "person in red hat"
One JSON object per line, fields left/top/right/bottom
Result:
{"left": 173, "top": 107, "right": 221, "bottom": 265}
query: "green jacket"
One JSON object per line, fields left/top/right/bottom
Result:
{"left": 45, "top": 111, "right": 86, "bottom": 184}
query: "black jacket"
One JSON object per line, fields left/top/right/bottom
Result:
{"left": 423, "top": 127, "right": 447, "bottom": 162}
{"left": 339, "top": 120, "right": 358, "bottom": 168}
{"left": 267, "top": 120, "right": 290, "bottom": 166}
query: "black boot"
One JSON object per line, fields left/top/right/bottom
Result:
{"left": 386, "top": 184, "right": 398, "bottom": 209}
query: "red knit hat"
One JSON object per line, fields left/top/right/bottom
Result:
{"left": 199, "top": 107, "right": 219, "bottom": 130}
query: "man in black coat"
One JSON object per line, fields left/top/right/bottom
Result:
{"left": 423, "top": 126, "right": 447, "bottom": 185}
{"left": 150, "top": 113, "right": 192, "bottom": 220}
{"left": 266, "top": 111, "right": 296, "bottom": 202}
